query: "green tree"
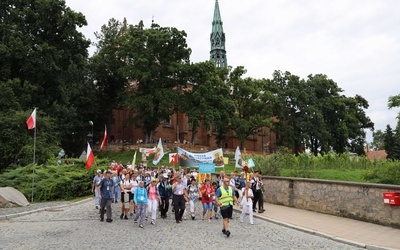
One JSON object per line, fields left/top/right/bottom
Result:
{"left": 184, "top": 61, "right": 234, "bottom": 145}
{"left": 371, "top": 130, "right": 385, "bottom": 150}
{"left": 0, "top": 0, "right": 94, "bottom": 158}
{"left": 117, "top": 21, "right": 192, "bottom": 142}
{"left": 228, "top": 66, "right": 272, "bottom": 149}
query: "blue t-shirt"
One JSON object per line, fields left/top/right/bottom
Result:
{"left": 99, "top": 178, "right": 114, "bottom": 199}
{"left": 215, "top": 186, "right": 233, "bottom": 198}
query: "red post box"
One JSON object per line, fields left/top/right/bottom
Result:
{"left": 383, "top": 192, "right": 400, "bottom": 206}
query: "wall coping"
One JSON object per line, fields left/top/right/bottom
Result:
{"left": 265, "top": 176, "right": 400, "bottom": 190}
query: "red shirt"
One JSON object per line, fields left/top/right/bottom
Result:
{"left": 200, "top": 185, "right": 214, "bottom": 203}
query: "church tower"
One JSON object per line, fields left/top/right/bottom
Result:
{"left": 210, "top": 0, "right": 227, "bottom": 68}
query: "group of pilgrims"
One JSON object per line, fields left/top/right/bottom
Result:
{"left": 93, "top": 161, "right": 265, "bottom": 237}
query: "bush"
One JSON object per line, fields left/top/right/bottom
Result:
{"left": 0, "top": 157, "right": 110, "bottom": 202}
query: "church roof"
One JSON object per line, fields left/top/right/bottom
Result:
{"left": 212, "top": 0, "right": 224, "bottom": 34}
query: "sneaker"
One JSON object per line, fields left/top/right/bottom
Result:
{"left": 258, "top": 210, "right": 264, "bottom": 213}
{"left": 214, "top": 215, "right": 219, "bottom": 219}
{"left": 226, "top": 230, "right": 231, "bottom": 237}
{"left": 139, "top": 224, "right": 144, "bottom": 228}
{"left": 124, "top": 215, "right": 128, "bottom": 220}
{"left": 120, "top": 213, "right": 124, "bottom": 219}
{"left": 134, "top": 219, "right": 137, "bottom": 224}
{"left": 106, "top": 219, "right": 113, "bottom": 223}
{"left": 191, "top": 216, "right": 195, "bottom": 220}
{"left": 222, "top": 229, "right": 226, "bottom": 234}
{"left": 240, "top": 219, "right": 244, "bottom": 223}
{"left": 151, "top": 220, "right": 155, "bottom": 225}
{"left": 250, "top": 222, "right": 254, "bottom": 225}
{"left": 176, "top": 220, "right": 180, "bottom": 224}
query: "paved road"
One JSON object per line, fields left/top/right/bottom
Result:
{"left": 0, "top": 199, "right": 362, "bottom": 250}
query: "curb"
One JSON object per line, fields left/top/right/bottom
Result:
{"left": 233, "top": 207, "right": 394, "bottom": 250}
{"left": 0, "top": 198, "right": 92, "bottom": 221}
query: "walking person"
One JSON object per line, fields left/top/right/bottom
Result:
{"left": 187, "top": 178, "right": 200, "bottom": 220}
{"left": 92, "top": 170, "right": 103, "bottom": 209}
{"left": 200, "top": 179, "right": 214, "bottom": 222}
{"left": 111, "top": 171, "right": 120, "bottom": 203}
{"left": 240, "top": 181, "right": 254, "bottom": 225}
{"left": 120, "top": 173, "right": 133, "bottom": 220}
{"left": 252, "top": 171, "right": 265, "bottom": 213}
{"left": 146, "top": 178, "right": 161, "bottom": 225}
{"left": 98, "top": 170, "right": 114, "bottom": 222}
{"left": 134, "top": 181, "right": 148, "bottom": 228}
{"left": 215, "top": 178, "right": 239, "bottom": 237}
{"left": 158, "top": 174, "right": 172, "bottom": 219}
{"left": 211, "top": 182, "right": 219, "bottom": 219}
{"left": 172, "top": 175, "right": 188, "bottom": 223}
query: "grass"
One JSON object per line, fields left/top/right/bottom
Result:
{"left": 281, "top": 168, "right": 366, "bottom": 182}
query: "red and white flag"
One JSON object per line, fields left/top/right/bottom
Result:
{"left": 86, "top": 143, "right": 95, "bottom": 170}
{"left": 26, "top": 108, "right": 36, "bottom": 130}
{"left": 100, "top": 125, "right": 107, "bottom": 150}
{"left": 169, "top": 153, "right": 178, "bottom": 164}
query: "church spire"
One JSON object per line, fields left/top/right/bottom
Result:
{"left": 210, "top": 0, "right": 227, "bottom": 68}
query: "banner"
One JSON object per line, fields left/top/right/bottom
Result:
{"left": 248, "top": 158, "right": 255, "bottom": 168}
{"left": 152, "top": 138, "right": 164, "bottom": 165}
{"left": 169, "top": 153, "right": 178, "bottom": 164}
{"left": 235, "top": 146, "right": 243, "bottom": 168}
{"left": 177, "top": 147, "right": 224, "bottom": 168}
{"left": 199, "top": 163, "right": 215, "bottom": 173}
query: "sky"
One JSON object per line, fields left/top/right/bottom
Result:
{"left": 65, "top": 0, "right": 400, "bottom": 143}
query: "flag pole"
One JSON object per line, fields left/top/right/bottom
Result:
{"left": 31, "top": 121, "right": 37, "bottom": 202}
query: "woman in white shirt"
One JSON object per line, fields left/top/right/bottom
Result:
{"left": 240, "top": 181, "right": 254, "bottom": 225}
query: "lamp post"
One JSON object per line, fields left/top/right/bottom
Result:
{"left": 88, "top": 121, "right": 94, "bottom": 146}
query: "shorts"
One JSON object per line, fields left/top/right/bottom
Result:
{"left": 202, "top": 202, "right": 213, "bottom": 211}
{"left": 220, "top": 205, "right": 233, "bottom": 219}
{"left": 120, "top": 192, "right": 133, "bottom": 202}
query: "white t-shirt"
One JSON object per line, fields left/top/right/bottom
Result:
{"left": 131, "top": 180, "right": 139, "bottom": 194}
{"left": 241, "top": 188, "right": 254, "bottom": 206}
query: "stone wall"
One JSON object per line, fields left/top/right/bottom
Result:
{"left": 263, "top": 177, "right": 400, "bottom": 228}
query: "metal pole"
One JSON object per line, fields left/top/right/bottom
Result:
{"left": 31, "top": 124, "right": 36, "bottom": 202}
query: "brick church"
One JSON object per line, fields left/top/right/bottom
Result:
{"left": 108, "top": 0, "right": 277, "bottom": 153}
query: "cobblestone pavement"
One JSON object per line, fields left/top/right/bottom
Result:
{"left": 0, "top": 199, "right": 362, "bottom": 250}
{"left": 0, "top": 201, "right": 71, "bottom": 217}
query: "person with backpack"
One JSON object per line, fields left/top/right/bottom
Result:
{"left": 134, "top": 181, "right": 148, "bottom": 228}
{"left": 120, "top": 173, "right": 133, "bottom": 220}
{"left": 158, "top": 173, "right": 172, "bottom": 219}
{"left": 146, "top": 178, "right": 160, "bottom": 225}
{"left": 200, "top": 179, "right": 214, "bottom": 222}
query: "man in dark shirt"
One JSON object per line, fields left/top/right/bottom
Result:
{"left": 98, "top": 170, "right": 114, "bottom": 222}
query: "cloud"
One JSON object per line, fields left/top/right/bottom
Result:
{"left": 66, "top": 0, "right": 400, "bottom": 142}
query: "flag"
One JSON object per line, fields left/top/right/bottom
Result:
{"left": 235, "top": 146, "right": 242, "bottom": 168}
{"left": 100, "top": 125, "right": 107, "bottom": 150}
{"left": 132, "top": 151, "right": 137, "bottom": 167}
{"left": 26, "top": 108, "right": 36, "bottom": 130}
{"left": 248, "top": 158, "right": 255, "bottom": 168}
{"left": 86, "top": 143, "right": 95, "bottom": 170}
{"left": 152, "top": 138, "right": 164, "bottom": 165}
{"left": 169, "top": 153, "right": 178, "bottom": 164}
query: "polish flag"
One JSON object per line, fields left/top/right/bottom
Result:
{"left": 26, "top": 108, "right": 36, "bottom": 130}
{"left": 86, "top": 143, "right": 95, "bottom": 170}
{"left": 100, "top": 125, "right": 107, "bottom": 150}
